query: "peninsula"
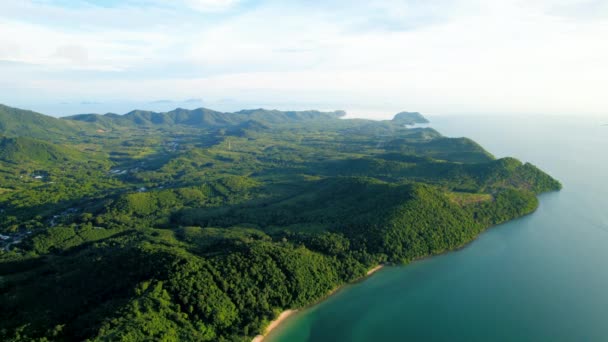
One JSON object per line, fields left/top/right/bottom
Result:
{"left": 0, "top": 104, "right": 560, "bottom": 341}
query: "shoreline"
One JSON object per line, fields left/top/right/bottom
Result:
{"left": 252, "top": 309, "right": 298, "bottom": 342}
{"left": 248, "top": 203, "right": 548, "bottom": 342}
{"left": 248, "top": 205, "right": 546, "bottom": 342}
{"left": 251, "top": 264, "right": 384, "bottom": 342}
{"left": 366, "top": 264, "right": 384, "bottom": 276}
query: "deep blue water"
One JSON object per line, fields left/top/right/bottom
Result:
{"left": 267, "top": 115, "right": 608, "bottom": 341}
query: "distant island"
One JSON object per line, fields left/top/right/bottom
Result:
{"left": 0, "top": 103, "right": 560, "bottom": 341}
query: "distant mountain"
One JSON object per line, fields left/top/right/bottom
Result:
{"left": 392, "top": 111, "right": 429, "bottom": 125}
{"left": 1, "top": 103, "right": 426, "bottom": 142}
{"left": 0, "top": 136, "right": 85, "bottom": 165}
{"left": 0, "top": 104, "right": 83, "bottom": 140}
{"left": 63, "top": 107, "right": 347, "bottom": 129}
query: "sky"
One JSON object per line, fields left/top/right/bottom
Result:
{"left": 1, "top": 0, "right": 607, "bottom": 118}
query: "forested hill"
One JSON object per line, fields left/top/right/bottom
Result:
{"left": 0, "top": 104, "right": 83, "bottom": 140}
{"left": 0, "top": 104, "right": 560, "bottom": 342}
{"left": 0, "top": 136, "right": 86, "bottom": 165}
{"left": 0, "top": 103, "right": 347, "bottom": 136}
{"left": 63, "top": 107, "right": 346, "bottom": 129}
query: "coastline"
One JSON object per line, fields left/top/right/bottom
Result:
{"left": 248, "top": 203, "right": 546, "bottom": 342}
{"left": 252, "top": 309, "right": 298, "bottom": 342}
{"left": 249, "top": 200, "right": 551, "bottom": 342}
{"left": 251, "top": 264, "right": 384, "bottom": 342}
{"left": 366, "top": 264, "right": 384, "bottom": 276}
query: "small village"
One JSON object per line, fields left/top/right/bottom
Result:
{"left": 0, "top": 230, "right": 31, "bottom": 252}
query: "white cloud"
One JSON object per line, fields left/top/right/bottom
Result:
{"left": 0, "top": 18, "right": 173, "bottom": 71}
{"left": 1, "top": 0, "right": 607, "bottom": 117}
{"left": 183, "top": 0, "right": 240, "bottom": 12}
{"left": 52, "top": 45, "right": 89, "bottom": 64}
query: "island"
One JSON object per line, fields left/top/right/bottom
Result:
{"left": 0, "top": 104, "right": 561, "bottom": 341}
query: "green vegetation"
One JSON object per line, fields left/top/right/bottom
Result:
{"left": 0, "top": 104, "right": 85, "bottom": 141}
{"left": 391, "top": 111, "right": 429, "bottom": 125}
{"left": 0, "top": 104, "right": 561, "bottom": 341}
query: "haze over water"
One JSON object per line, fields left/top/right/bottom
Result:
{"left": 267, "top": 115, "right": 608, "bottom": 341}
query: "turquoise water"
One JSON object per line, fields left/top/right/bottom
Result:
{"left": 267, "top": 115, "right": 608, "bottom": 342}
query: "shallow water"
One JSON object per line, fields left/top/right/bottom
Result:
{"left": 267, "top": 115, "right": 608, "bottom": 342}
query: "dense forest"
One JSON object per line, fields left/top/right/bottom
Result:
{"left": 0, "top": 104, "right": 561, "bottom": 341}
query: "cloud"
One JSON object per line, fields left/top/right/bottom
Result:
{"left": 182, "top": 0, "right": 240, "bottom": 12}
{"left": 0, "top": 41, "right": 21, "bottom": 60}
{"left": 521, "top": 0, "right": 608, "bottom": 20}
{"left": 0, "top": 17, "right": 173, "bottom": 71}
{"left": 1, "top": 0, "right": 608, "bottom": 117}
{"left": 52, "top": 45, "right": 89, "bottom": 64}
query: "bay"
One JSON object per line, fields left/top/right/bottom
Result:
{"left": 267, "top": 115, "right": 608, "bottom": 342}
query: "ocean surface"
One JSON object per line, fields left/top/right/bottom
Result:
{"left": 267, "top": 115, "right": 608, "bottom": 342}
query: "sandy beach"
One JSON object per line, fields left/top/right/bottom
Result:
{"left": 251, "top": 265, "right": 384, "bottom": 342}
{"left": 366, "top": 264, "right": 384, "bottom": 276}
{"left": 252, "top": 309, "right": 297, "bottom": 342}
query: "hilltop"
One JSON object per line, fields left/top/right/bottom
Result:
{"left": 391, "top": 111, "right": 430, "bottom": 125}
{"left": 0, "top": 104, "right": 85, "bottom": 141}
{"left": 0, "top": 136, "right": 85, "bottom": 165}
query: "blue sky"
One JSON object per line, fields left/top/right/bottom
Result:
{"left": 1, "top": 0, "right": 607, "bottom": 117}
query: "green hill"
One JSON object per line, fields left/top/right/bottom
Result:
{"left": 0, "top": 136, "right": 85, "bottom": 165}
{"left": 0, "top": 104, "right": 83, "bottom": 140}
{"left": 63, "top": 107, "right": 346, "bottom": 130}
